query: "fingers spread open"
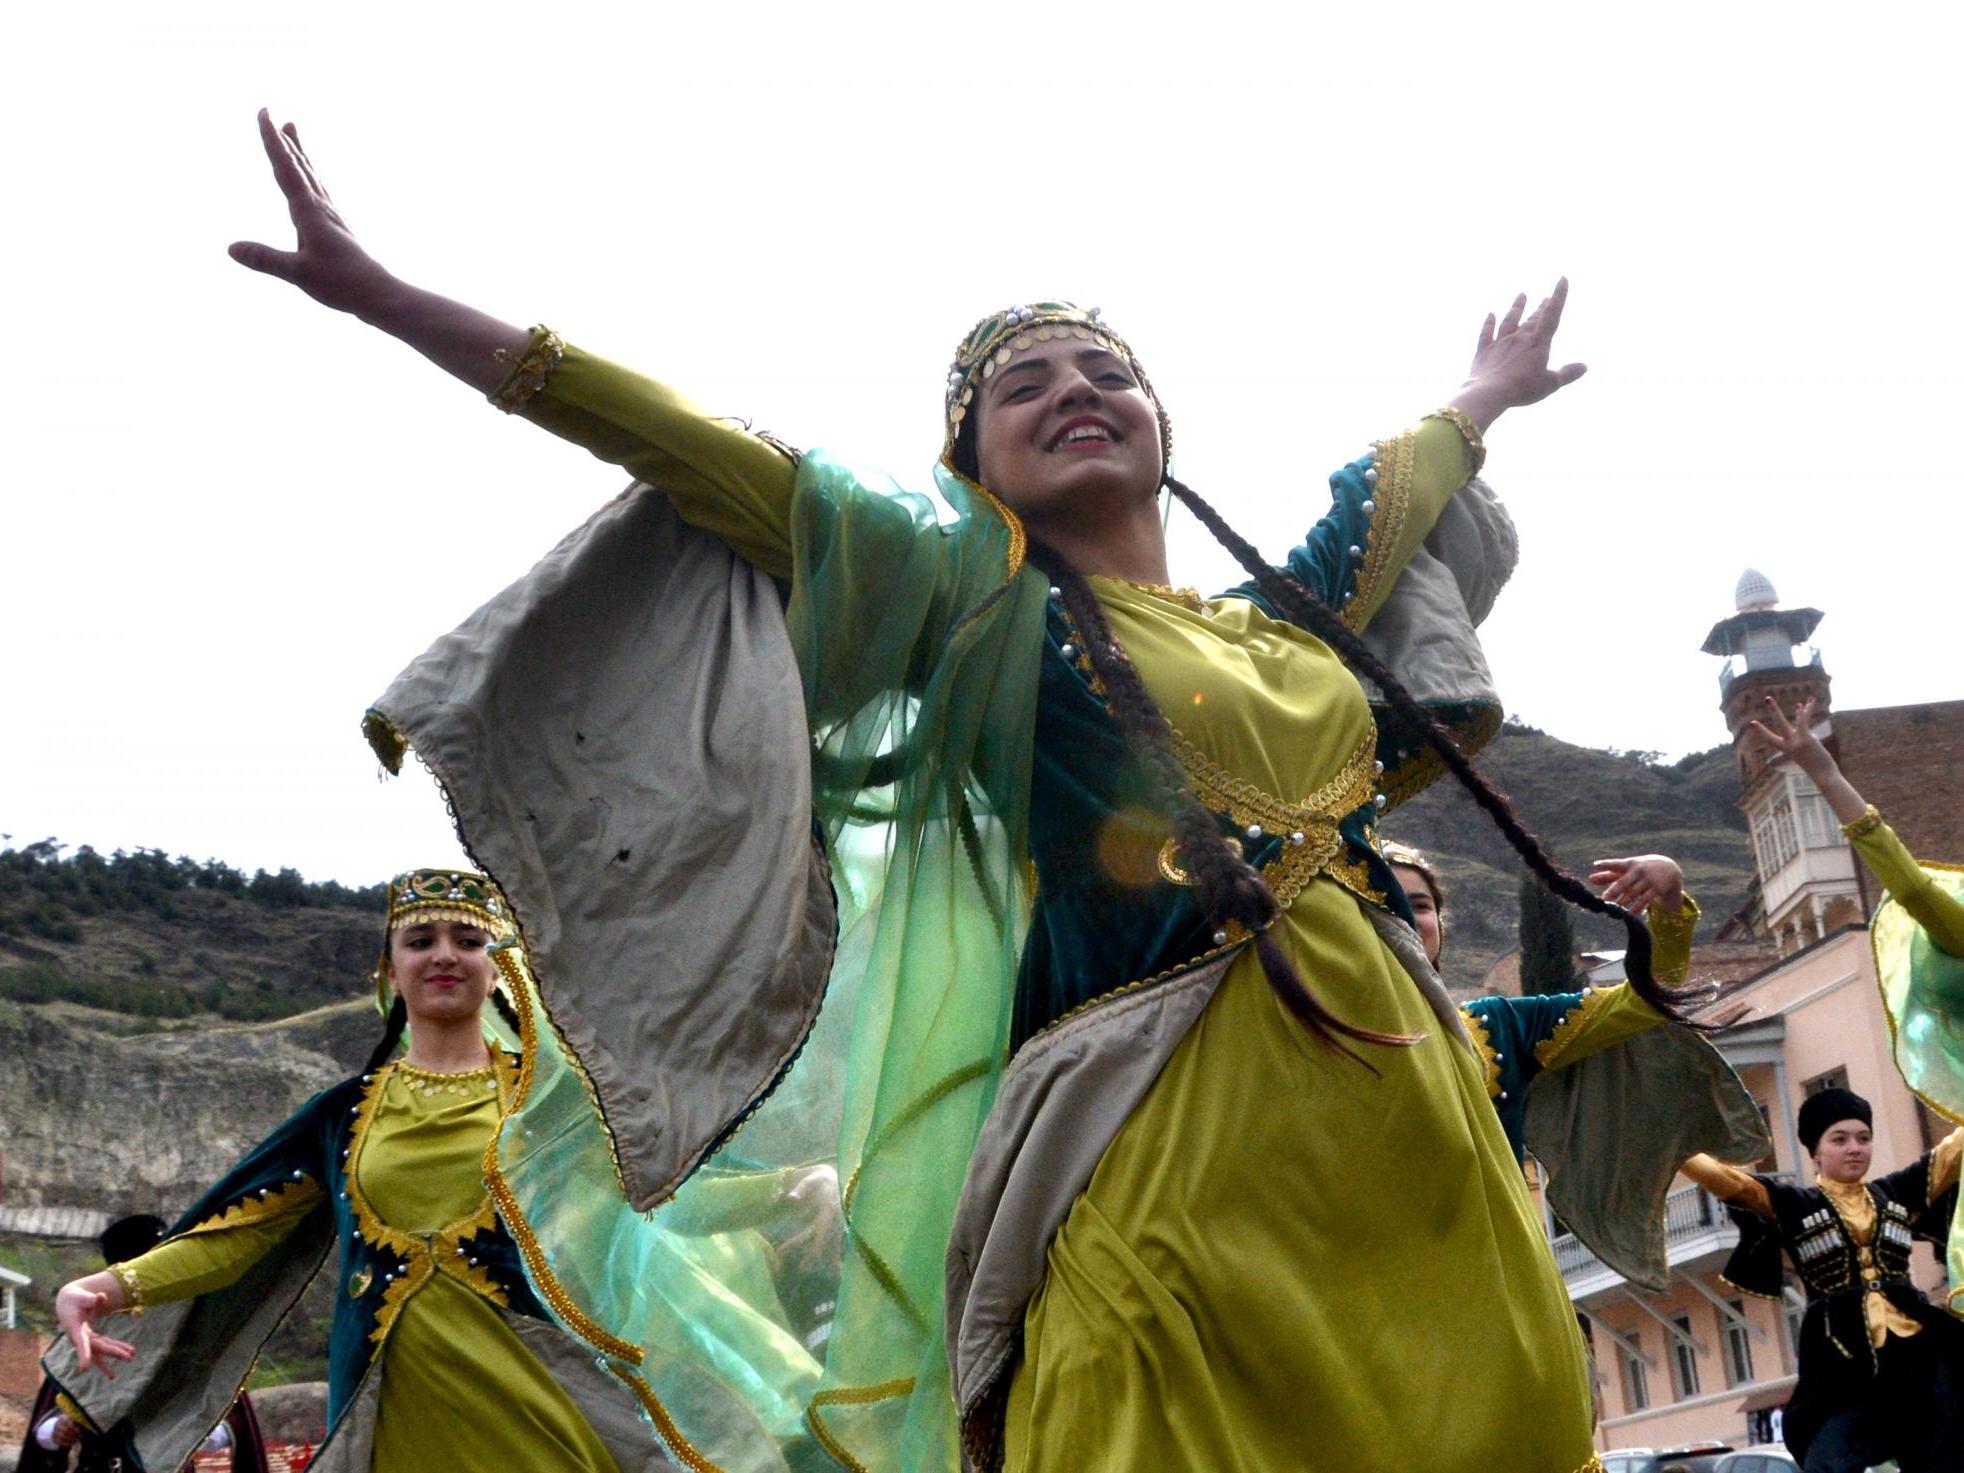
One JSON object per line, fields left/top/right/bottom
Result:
{"left": 1497, "top": 292, "right": 1528, "bottom": 336}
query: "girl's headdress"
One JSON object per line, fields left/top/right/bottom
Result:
{"left": 943, "top": 301, "right": 1172, "bottom": 468}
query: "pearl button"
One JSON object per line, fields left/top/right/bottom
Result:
{"left": 1245, "top": 824, "right": 1264, "bottom": 841}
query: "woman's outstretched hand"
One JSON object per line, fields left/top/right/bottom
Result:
{"left": 1748, "top": 696, "right": 1871, "bottom": 825}
{"left": 1588, "top": 854, "right": 1686, "bottom": 917}
{"left": 229, "top": 110, "right": 393, "bottom": 317}
{"left": 225, "top": 110, "right": 529, "bottom": 394}
{"left": 1449, "top": 278, "right": 1586, "bottom": 433}
{"left": 56, "top": 1274, "right": 137, "bottom": 1379}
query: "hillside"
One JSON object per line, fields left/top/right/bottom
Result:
{"left": 0, "top": 844, "right": 384, "bottom": 1021}
{"left": 1380, "top": 724, "right": 1752, "bottom": 989}
{"left": 0, "top": 728, "right": 1754, "bottom": 1211}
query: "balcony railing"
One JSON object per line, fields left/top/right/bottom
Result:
{"left": 1551, "top": 1184, "right": 1726, "bottom": 1279}
{"left": 1718, "top": 645, "right": 1823, "bottom": 694}
{"left": 1550, "top": 1173, "right": 1794, "bottom": 1284}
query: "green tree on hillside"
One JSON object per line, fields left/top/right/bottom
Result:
{"left": 1519, "top": 871, "right": 1578, "bottom": 996}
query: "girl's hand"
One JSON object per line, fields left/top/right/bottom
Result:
{"left": 1588, "top": 854, "right": 1686, "bottom": 917}
{"left": 1450, "top": 278, "right": 1587, "bottom": 431}
{"left": 229, "top": 110, "right": 394, "bottom": 316}
{"left": 1746, "top": 695, "right": 1834, "bottom": 779}
{"left": 56, "top": 1276, "right": 137, "bottom": 1378}
{"left": 1748, "top": 695, "right": 1872, "bottom": 825}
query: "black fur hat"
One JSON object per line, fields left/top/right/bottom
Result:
{"left": 1798, "top": 1087, "right": 1872, "bottom": 1154}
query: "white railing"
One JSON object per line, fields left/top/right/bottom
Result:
{"left": 1551, "top": 1173, "right": 1793, "bottom": 1285}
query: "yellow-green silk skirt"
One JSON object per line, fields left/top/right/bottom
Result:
{"left": 1002, "top": 581, "right": 1597, "bottom": 1473}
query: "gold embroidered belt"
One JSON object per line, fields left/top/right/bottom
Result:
{"left": 1157, "top": 731, "right": 1383, "bottom": 910}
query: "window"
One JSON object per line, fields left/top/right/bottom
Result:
{"left": 1669, "top": 1314, "right": 1701, "bottom": 1399}
{"left": 1724, "top": 1299, "right": 1755, "bottom": 1385}
{"left": 1806, "top": 1067, "right": 1850, "bottom": 1097}
{"left": 1785, "top": 1294, "right": 1806, "bottom": 1361}
{"left": 1620, "top": 1343, "right": 1650, "bottom": 1412}
{"left": 1795, "top": 790, "right": 1838, "bottom": 848}
{"left": 1750, "top": 795, "right": 1802, "bottom": 877}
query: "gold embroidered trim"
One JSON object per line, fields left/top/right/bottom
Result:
{"left": 394, "top": 1058, "right": 500, "bottom": 1096}
{"left": 1118, "top": 579, "right": 1207, "bottom": 614}
{"left": 1534, "top": 986, "right": 1622, "bottom": 1070}
{"left": 1461, "top": 1005, "right": 1501, "bottom": 1099}
{"left": 1157, "top": 834, "right": 1242, "bottom": 885}
{"left": 108, "top": 1261, "right": 144, "bottom": 1313}
{"left": 616, "top": 1369, "right": 729, "bottom": 1473}
{"left": 1166, "top": 728, "right": 1383, "bottom": 909}
{"left": 1340, "top": 428, "right": 1412, "bottom": 634}
{"left": 942, "top": 466, "right": 1028, "bottom": 583}
{"left": 1423, "top": 405, "right": 1487, "bottom": 476}
{"left": 1573, "top": 1458, "right": 1607, "bottom": 1473}
{"left": 1646, "top": 894, "right": 1701, "bottom": 988}
{"left": 1030, "top": 934, "right": 1246, "bottom": 1046}
{"left": 178, "top": 1176, "right": 323, "bottom": 1240}
{"left": 479, "top": 946, "right": 648, "bottom": 1364}
{"left": 1377, "top": 704, "right": 1503, "bottom": 814}
{"left": 1716, "top": 1271, "right": 1783, "bottom": 1303}
{"left": 803, "top": 1378, "right": 918, "bottom": 1472}
{"left": 1841, "top": 803, "right": 1884, "bottom": 839}
{"left": 488, "top": 326, "right": 565, "bottom": 414}
{"left": 344, "top": 1058, "right": 515, "bottom": 1345}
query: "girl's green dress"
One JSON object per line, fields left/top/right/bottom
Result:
{"left": 116, "top": 1060, "right": 620, "bottom": 1472}
{"left": 485, "top": 342, "right": 1608, "bottom": 1472}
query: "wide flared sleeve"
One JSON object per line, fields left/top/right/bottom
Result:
{"left": 506, "top": 332, "right": 801, "bottom": 579}
{"left": 41, "top": 1088, "right": 343, "bottom": 1473}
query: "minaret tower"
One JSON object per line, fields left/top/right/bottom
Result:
{"left": 1701, "top": 570, "right": 1859, "bottom": 953}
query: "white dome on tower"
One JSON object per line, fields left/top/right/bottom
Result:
{"left": 1735, "top": 568, "right": 1779, "bottom": 612}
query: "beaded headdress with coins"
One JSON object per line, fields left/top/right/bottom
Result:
{"left": 371, "top": 866, "right": 514, "bottom": 1007}
{"left": 942, "top": 301, "right": 1173, "bottom": 470}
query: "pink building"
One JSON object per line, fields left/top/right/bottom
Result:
{"left": 1543, "top": 571, "right": 1961, "bottom": 1454}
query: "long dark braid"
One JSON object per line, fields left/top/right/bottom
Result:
{"left": 364, "top": 994, "right": 408, "bottom": 1073}
{"left": 491, "top": 986, "right": 523, "bottom": 1042}
{"left": 1163, "top": 475, "right": 1694, "bottom": 1024}
{"left": 1034, "top": 542, "right": 1416, "bottom": 1062}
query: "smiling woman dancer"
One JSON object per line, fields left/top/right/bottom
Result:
{"left": 212, "top": 110, "right": 1707, "bottom": 1473}
{"left": 44, "top": 872, "right": 668, "bottom": 1473}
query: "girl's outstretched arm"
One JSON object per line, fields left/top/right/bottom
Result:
{"left": 230, "top": 109, "right": 529, "bottom": 392}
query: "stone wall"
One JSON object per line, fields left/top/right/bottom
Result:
{"left": 0, "top": 998, "right": 374, "bottom": 1221}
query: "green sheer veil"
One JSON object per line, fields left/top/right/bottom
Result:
{"left": 1870, "top": 859, "right": 1964, "bottom": 1306}
{"left": 372, "top": 453, "right": 1044, "bottom": 1472}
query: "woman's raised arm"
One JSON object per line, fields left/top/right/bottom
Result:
{"left": 229, "top": 110, "right": 530, "bottom": 393}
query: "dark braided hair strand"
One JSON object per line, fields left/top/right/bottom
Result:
{"left": 1162, "top": 474, "right": 1693, "bottom": 1025}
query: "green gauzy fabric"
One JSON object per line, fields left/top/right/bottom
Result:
{"left": 1872, "top": 861, "right": 1964, "bottom": 1307}
{"left": 375, "top": 454, "right": 1043, "bottom": 1473}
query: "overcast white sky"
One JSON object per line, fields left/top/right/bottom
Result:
{"left": 5, "top": 3, "right": 1960, "bottom": 885}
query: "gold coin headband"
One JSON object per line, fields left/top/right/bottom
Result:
{"left": 385, "top": 867, "right": 512, "bottom": 935}
{"left": 372, "top": 867, "right": 514, "bottom": 1008}
{"left": 942, "top": 301, "right": 1173, "bottom": 468}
